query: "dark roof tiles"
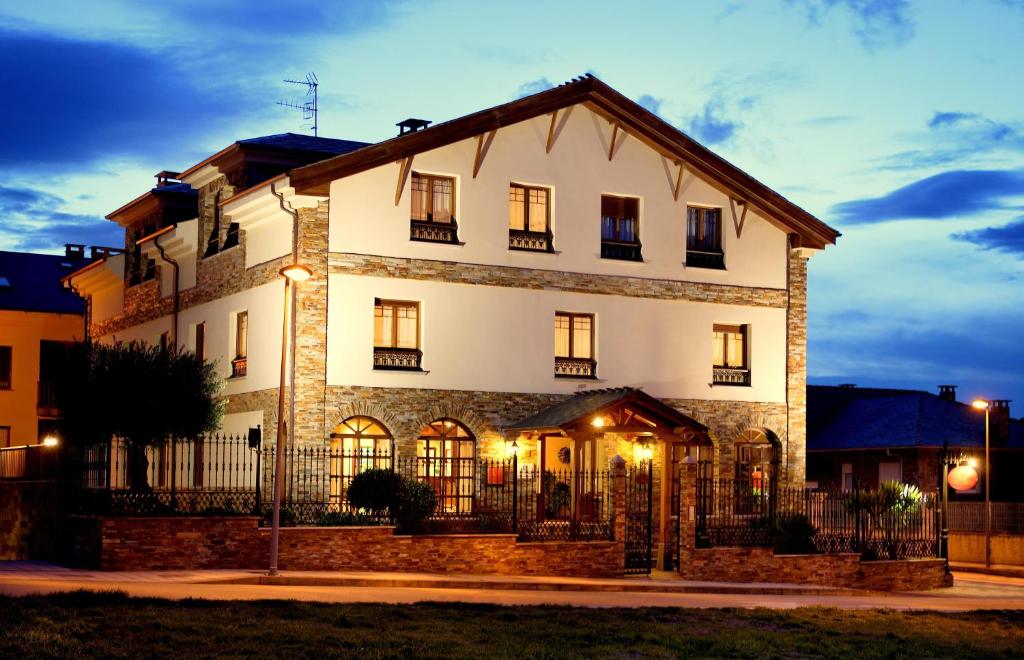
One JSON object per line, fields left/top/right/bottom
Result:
{"left": 0, "top": 251, "right": 88, "bottom": 315}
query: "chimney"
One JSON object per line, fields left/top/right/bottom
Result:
{"left": 64, "top": 244, "right": 85, "bottom": 259}
{"left": 154, "top": 170, "right": 182, "bottom": 188}
{"left": 396, "top": 118, "right": 431, "bottom": 135}
{"left": 991, "top": 400, "right": 1011, "bottom": 445}
{"left": 938, "top": 385, "right": 957, "bottom": 402}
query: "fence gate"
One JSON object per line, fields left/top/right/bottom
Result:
{"left": 624, "top": 460, "right": 654, "bottom": 575}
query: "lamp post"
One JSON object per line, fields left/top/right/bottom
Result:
{"left": 971, "top": 399, "right": 992, "bottom": 568}
{"left": 268, "top": 263, "right": 312, "bottom": 577}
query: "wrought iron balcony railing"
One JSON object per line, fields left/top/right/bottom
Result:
{"left": 600, "top": 240, "right": 642, "bottom": 262}
{"left": 686, "top": 249, "right": 726, "bottom": 270}
{"left": 373, "top": 347, "right": 423, "bottom": 371}
{"left": 713, "top": 367, "right": 750, "bottom": 386}
{"left": 554, "top": 356, "right": 597, "bottom": 379}
{"left": 508, "top": 229, "right": 552, "bottom": 252}
{"left": 410, "top": 220, "right": 459, "bottom": 244}
{"left": 231, "top": 356, "right": 248, "bottom": 378}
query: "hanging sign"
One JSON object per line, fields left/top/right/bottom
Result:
{"left": 947, "top": 465, "right": 979, "bottom": 492}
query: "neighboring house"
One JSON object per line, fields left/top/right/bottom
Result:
{"left": 0, "top": 246, "right": 109, "bottom": 446}
{"left": 65, "top": 75, "right": 839, "bottom": 563}
{"left": 807, "top": 384, "right": 1023, "bottom": 501}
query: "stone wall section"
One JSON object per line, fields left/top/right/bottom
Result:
{"left": 0, "top": 481, "right": 59, "bottom": 561}
{"left": 329, "top": 252, "right": 788, "bottom": 308}
{"left": 785, "top": 248, "right": 809, "bottom": 487}
{"left": 292, "top": 202, "right": 330, "bottom": 448}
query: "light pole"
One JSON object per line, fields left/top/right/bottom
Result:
{"left": 268, "top": 263, "right": 312, "bottom": 577}
{"left": 971, "top": 399, "right": 992, "bottom": 568}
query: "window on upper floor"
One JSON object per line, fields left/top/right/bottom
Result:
{"left": 231, "top": 311, "right": 248, "bottom": 378}
{"left": 128, "top": 223, "right": 158, "bottom": 286}
{"left": 687, "top": 206, "right": 725, "bottom": 269}
{"left": 554, "top": 312, "right": 596, "bottom": 378}
{"left": 712, "top": 324, "right": 750, "bottom": 386}
{"left": 195, "top": 322, "right": 207, "bottom": 362}
{"left": 508, "top": 184, "right": 552, "bottom": 252}
{"left": 600, "top": 195, "right": 641, "bottom": 261}
{"left": 373, "top": 299, "right": 422, "bottom": 370}
{"left": 0, "top": 346, "right": 11, "bottom": 389}
{"left": 410, "top": 173, "right": 458, "bottom": 244}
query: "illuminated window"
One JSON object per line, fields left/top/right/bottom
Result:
{"left": 508, "top": 184, "right": 552, "bottom": 251}
{"left": 554, "top": 312, "right": 595, "bottom": 378}
{"left": 417, "top": 419, "right": 476, "bottom": 514}
{"left": 231, "top": 311, "right": 248, "bottom": 377}
{"left": 712, "top": 324, "right": 749, "bottom": 385}
{"left": 0, "top": 346, "right": 10, "bottom": 389}
{"left": 600, "top": 194, "right": 641, "bottom": 261}
{"left": 687, "top": 207, "right": 724, "bottom": 269}
{"left": 373, "top": 300, "right": 422, "bottom": 370}
{"left": 329, "top": 416, "right": 394, "bottom": 509}
{"left": 410, "top": 173, "right": 458, "bottom": 243}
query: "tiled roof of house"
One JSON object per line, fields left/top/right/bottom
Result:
{"left": 238, "top": 133, "right": 370, "bottom": 155}
{"left": 0, "top": 251, "right": 88, "bottom": 314}
{"left": 807, "top": 385, "right": 1022, "bottom": 450}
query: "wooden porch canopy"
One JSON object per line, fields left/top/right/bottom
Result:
{"left": 506, "top": 388, "right": 711, "bottom": 444}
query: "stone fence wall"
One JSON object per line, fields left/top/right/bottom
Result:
{"left": 64, "top": 516, "right": 623, "bottom": 577}
{"left": 0, "top": 481, "right": 59, "bottom": 561}
{"left": 948, "top": 532, "right": 1024, "bottom": 566}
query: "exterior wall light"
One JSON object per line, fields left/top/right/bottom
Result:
{"left": 280, "top": 264, "right": 313, "bottom": 282}
{"left": 591, "top": 416, "right": 605, "bottom": 428}
{"left": 42, "top": 435, "right": 59, "bottom": 447}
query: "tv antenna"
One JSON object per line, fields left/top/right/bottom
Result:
{"left": 277, "top": 72, "right": 319, "bottom": 136}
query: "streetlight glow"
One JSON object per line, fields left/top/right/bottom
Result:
{"left": 971, "top": 399, "right": 989, "bottom": 410}
{"left": 279, "top": 264, "right": 313, "bottom": 282}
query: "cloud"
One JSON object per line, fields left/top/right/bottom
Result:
{"left": 801, "top": 115, "right": 859, "bottom": 127}
{"left": 789, "top": 0, "right": 915, "bottom": 50}
{"left": 167, "top": 0, "right": 400, "bottom": 38}
{"left": 0, "top": 184, "right": 120, "bottom": 252}
{"left": 954, "top": 216, "right": 1024, "bottom": 257}
{"left": 880, "top": 110, "right": 1023, "bottom": 171}
{"left": 831, "top": 169, "right": 1024, "bottom": 223}
{"left": 516, "top": 77, "right": 556, "bottom": 98}
{"left": 637, "top": 94, "right": 663, "bottom": 116}
{"left": 683, "top": 97, "right": 741, "bottom": 145}
{"left": 0, "top": 26, "right": 246, "bottom": 170}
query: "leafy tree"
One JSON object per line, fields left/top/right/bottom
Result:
{"left": 56, "top": 340, "right": 223, "bottom": 491}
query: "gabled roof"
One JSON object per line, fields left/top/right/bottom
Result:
{"left": 178, "top": 133, "right": 370, "bottom": 181}
{"left": 807, "top": 385, "right": 1022, "bottom": 450}
{"left": 0, "top": 251, "right": 88, "bottom": 314}
{"left": 507, "top": 387, "right": 709, "bottom": 440}
{"left": 290, "top": 75, "right": 839, "bottom": 249}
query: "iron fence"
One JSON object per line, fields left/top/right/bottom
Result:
{"left": 68, "top": 436, "right": 615, "bottom": 540}
{"left": 697, "top": 478, "right": 940, "bottom": 560}
{"left": 946, "top": 501, "right": 1024, "bottom": 534}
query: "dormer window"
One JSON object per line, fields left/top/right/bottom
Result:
{"left": 410, "top": 173, "right": 458, "bottom": 244}
{"left": 600, "top": 195, "right": 641, "bottom": 261}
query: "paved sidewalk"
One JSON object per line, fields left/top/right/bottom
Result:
{"left": 949, "top": 561, "right": 1024, "bottom": 579}
{"left": 1, "top": 562, "right": 1023, "bottom": 610}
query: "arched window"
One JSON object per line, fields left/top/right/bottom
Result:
{"left": 329, "top": 416, "right": 394, "bottom": 508}
{"left": 417, "top": 418, "right": 475, "bottom": 514}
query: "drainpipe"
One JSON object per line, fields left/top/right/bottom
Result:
{"left": 153, "top": 231, "right": 180, "bottom": 350}
{"left": 271, "top": 182, "right": 300, "bottom": 449}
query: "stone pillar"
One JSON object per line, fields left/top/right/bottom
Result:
{"left": 677, "top": 460, "right": 698, "bottom": 575}
{"left": 610, "top": 454, "right": 627, "bottom": 574}
{"left": 786, "top": 247, "right": 810, "bottom": 487}
{"left": 292, "top": 201, "right": 330, "bottom": 447}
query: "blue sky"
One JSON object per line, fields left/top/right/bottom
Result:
{"left": 0, "top": 0, "right": 1021, "bottom": 404}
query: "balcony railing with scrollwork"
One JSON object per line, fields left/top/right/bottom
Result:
{"left": 554, "top": 356, "right": 596, "bottom": 379}
{"left": 600, "top": 240, "right": 642, "bottom": 262}
{"left": 374, "top": 347, "right": 423, "bottom": 371}
{"left": 687, "top": 249, "right": 725, "bottom": 270}
{"left": 410, "top": 219, "right": 459, "bottom": 244}
{"left": 509, "top": 229, "right": 552, "bottom": 252}
{"left": 713, "top": 367, "right": 750, "bottom": 386}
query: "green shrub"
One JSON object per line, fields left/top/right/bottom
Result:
{"left": 346, "top": 469, "right": 405, "bottom": 516}
{"left": 773, "top": 512, "right": 818, "bottom": 555}
{"left": 395, "top": 479, "right": 437, "bottom": 533}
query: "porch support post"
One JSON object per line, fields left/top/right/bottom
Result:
{"left": 610, "top": 454, "right": 627, "bottom": 575}
{"left": 677, "top": 460, "right": 699, "bottom": 577}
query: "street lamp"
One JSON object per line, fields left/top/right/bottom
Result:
{"left": 268, "top": 263, "right": 312, "bottom": 577}
{"left": 971, "top": 399, "right": 992, "bottom": 568}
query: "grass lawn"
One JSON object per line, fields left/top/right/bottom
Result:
{"left": 1, "top": 591, "right": 1023, "bottom": 658}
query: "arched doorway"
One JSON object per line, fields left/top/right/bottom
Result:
{"left": 733, "top": 428, "right": 781, "bottom": 514}
{"left": 417, "top": 418, "right": 475, "bottom": 514}
{"left": 329, "top": 416, "right": 394, "bottom": 509}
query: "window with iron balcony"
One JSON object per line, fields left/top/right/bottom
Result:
{"left": 554, "top": 312, "right": 596, "bottom": 378}
{"left": 600, "top": 194, "right": 642, "bottom": 261}
{"left": 687, "top": 206, "right": 725, "bottom": 270}
{"left": 374, "top": 299, "right": 422, "bottom": 370}
{"left": 712, "top": 324, "right": 750, "bottom": 386}
{"left": 508, "top": 184, "right": 552, "bottom": 252}
{"left": 410, "top": 173, "right": 458, "bottom": 244}
{"left": 231, "top": 311, "right": 248, "bottom": 378}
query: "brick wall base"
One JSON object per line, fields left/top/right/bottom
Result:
{"left": 66, "top": 516, "right": 623, "bottom": 578}
{"left": 680, "top": 546, "right": 951, "bottom": 591}
{"left": 0, "top": 481, "right": 59, "bottom": 561}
